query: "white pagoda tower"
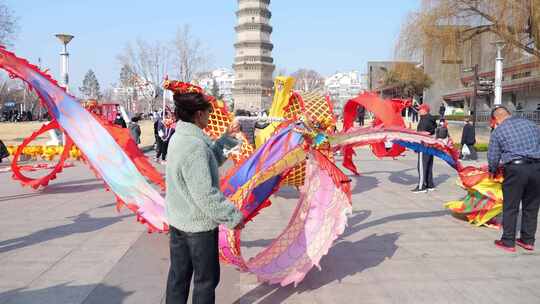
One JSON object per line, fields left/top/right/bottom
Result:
{"left": 233, "top": 0, "right": 275, "bottom": 111}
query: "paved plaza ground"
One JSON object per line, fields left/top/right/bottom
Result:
{"left": 0, "top": 149, "right": 539, "bottom": 303}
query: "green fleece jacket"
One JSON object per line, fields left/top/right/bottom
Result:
{"left": 165, "top": 121, "right": 243, "bottom": 232}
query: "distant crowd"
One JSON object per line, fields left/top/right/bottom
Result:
{"left": 1, "top": 110, "right": 43, "bottom": 122}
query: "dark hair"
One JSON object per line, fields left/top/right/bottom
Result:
{"left": 490, "top": 106, "right": 511, "bottom": 119}
{"left": 173, "top": 93, "right": 211, "bottom": 123}
{"left": 235, "top": 109, "right": 249, "bottom": 116}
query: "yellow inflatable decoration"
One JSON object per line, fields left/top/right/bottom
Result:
{"left": 6, "top": 145, "right": 83, "bottom": 161}
{"left": 255, "top": 76, "right": 296, "bottom": 148}
{"left": 254, "top": 76, "right": 336, "bottom": 187}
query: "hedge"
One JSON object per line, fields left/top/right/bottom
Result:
{"left": 443, "top": 115, "right": 472, "bottom": 121}
{"left": 453, "top": 143, "right": 488, "bottom": 152}
{"left": 432, "top": 115, "right": 472, "bottom": 121}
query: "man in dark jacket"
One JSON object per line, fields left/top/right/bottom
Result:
{"left": 357, "top": 106, "right": 366, "bottom": 126}
{"left": 0, "top": 139, "right": 9, "bottom": 163}
{"left": 114, "top": 113, "right": 127, "bottom": 128}
{"left": 439, "top": 102, "right": 446, "bottom": 119}
{"left": 460, "top": 118, "right": 477, "bottom": 160}
{"left": 413, "top": 104, "right": 438, "bottom": 193}
{"left": 128, "top": 117, "right": 142, "bottom": 145}
{"left": 488, "top": 106, "right": 540, "bottom": 252}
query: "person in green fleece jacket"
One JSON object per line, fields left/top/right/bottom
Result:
{"left": 165, "top": 91, "right": 244, "bottom": 304}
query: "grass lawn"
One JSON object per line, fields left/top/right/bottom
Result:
{"left": 0, "top": 120, "right": 156, "bottom": 147}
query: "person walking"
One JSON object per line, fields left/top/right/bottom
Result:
{"left": 357, "top": 106, "right": 366, "bottom": 126}
{"left": 165, "top": 90, "right": 244, "bottom": 304}
{"left": 412, "top": 104, "right": 437, "bottom": 193}
{"left": 439, "top": 102, "right": 446, "bottom": 119}
{"left": 411, "top": 102, "right": 419, "bottom": 123}
{"left": 460, "top": 118, "right": 477, "bottom": 160}
{"left": 488, "top": 106, "right": 540, "bottom": 252}
{"left": 153, "top": 114, "right": 162, "bottom": 153}
{"left": 158, "top": 117, "right": 175, "bottom": 164}
{"left": 128, "top": 117, "right": 141, "bottom": 145}
{"left": 155, "top": 117, "right": 165, "bottom": 162}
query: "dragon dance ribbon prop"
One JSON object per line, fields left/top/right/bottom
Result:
{"left": 1, "top": 47, "right": 502, "bottom": 286}
{"left": 445, "top": 166, "right": 503, "bottom": 226}
{"left": 330, "top": 126, "right": 461, "bottom": 170}
{"left": 256, "top": 76, "right": 336, "bottom": 187}
{"left": 1, "top": 51, "right": 352, "bottom": 286}
{"left": 0, "top": 47, "right": 167, "bottom": 231}
{"left": 219, "top": 141, "right": 351, "bottom": 286}
{"left": 330, "top": 126, "right": 503, "bottom": 226}
{"left": 342, "top": 93, "right": 411, "bottom": 175}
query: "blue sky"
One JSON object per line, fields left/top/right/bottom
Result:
{"left": 6, "top": 0, "right": 419, "bottom": 92}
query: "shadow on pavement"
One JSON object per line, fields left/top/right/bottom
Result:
{"left": 242, "top": 208, "right": 447, "bottom": 250}
{"left": 233, "top": 232, "right": 400, "bottom": 304}
{"left": 0, "top": 211, "right": 132, "bottom": 253}
{"left": 342, "top": 209, "right": 448, "bottom": 239}
{"left": 41, "top": 182, "right": 105, "bottom": 194}
{"left": 0, "top": 283, "right": 133, "bottom": 304}
{"left": 235, "top": 208, "right": 449, "bottom": 302}
{"left": 0, "top": 192, "right": 43, "bottom": 203}
{"left": 350, "top": 174, "right": 380, "bottom": 194}
{"left": 235, "top": 208, "right": 449, "bottom": 303}
{"left": 0, "top": 178, "right": 103, "bottom": 202}
{"left": 359, "top": 168, "right": 451, "bottom": 187}
{"left": 45, "top": 178, "right": 100, "bottom": 187}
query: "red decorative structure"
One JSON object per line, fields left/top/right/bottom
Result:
{"left": 342, "top": 92, "right": 412, "bottom": 175}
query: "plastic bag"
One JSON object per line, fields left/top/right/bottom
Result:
{"left": 462, "top": 144, "right": 471, "bottom": 156}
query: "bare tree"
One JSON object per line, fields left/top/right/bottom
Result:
{"left": 274, "top": 67, "right": 288, "bottom": 78}
{"left": 117, "top": 39, "right": 170, "bottom": 113}
{"left": 291, "top": 69, "right": 325, "bottom": 92}
{"left": 0, "top": 80, "right": 40, "bottom": 119}
{"left": 170, "top": 25, "right": 210, "bottom": 82}
{"left": 0, "top": 1, "right": 17, "bottom": 46}
{"left": 102, "top": 87, "right": 114, "bottom": 101}
{"left": 397, "top": 0, "right": 540, "bottom": 60}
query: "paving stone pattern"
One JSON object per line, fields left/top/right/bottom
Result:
{"left": 0, "top": 149, "right": 539, "bottom": 303}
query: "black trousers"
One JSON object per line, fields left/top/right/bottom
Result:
{"left": 166, "top": 226, "right": 220, "bottom": 304}
{"left": 0, "top": 140, "right": 8, "bottom": 163}
{"left": 156, "top": 139, "right": 169, "bottom": 161}
{"left": 501, "top": 162, "right": 540, "bottom": 247}
{"left": 466, "top": 144, "right": 477, "bottom": 160}
{"left": 417, "top": 152, "right": 434, "bottom": 189}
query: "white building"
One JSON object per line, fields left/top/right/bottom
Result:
{"left": 325, "top": 71, "right": 367, "bottom": 115}
{"left": 195, "top": 68, "right": 235, "bottom": 103}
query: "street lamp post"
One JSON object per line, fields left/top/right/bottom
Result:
{"left": 54, "top": 34, "right": 74, "bottom": 92}
{"left": 471, "top": 64, "right": 479, "bottom": 127}
{"left": 463, "top": 64, "right": 479, "bottom": 127}
{"left": 50, "top": 34, "right": 74, "bottom": 146}
{"left": 493, "top": 41, "right": 505, "bottom": 106}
